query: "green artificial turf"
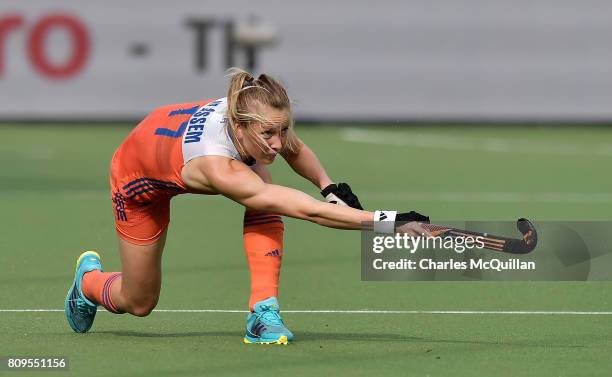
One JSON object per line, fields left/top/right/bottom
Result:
{"left": 1, "top": 124, "right": 611, "bottom": 376}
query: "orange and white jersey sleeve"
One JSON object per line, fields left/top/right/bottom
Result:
{"left": 182, "top": 97, "right": 246, "bottom": 165}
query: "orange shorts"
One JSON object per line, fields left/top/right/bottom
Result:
{"left": 110, "top": 161, "right": 176, "bottom": 246}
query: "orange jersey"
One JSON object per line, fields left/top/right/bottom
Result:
{"left": 109, "top": 98, "right": 239, "bottom": 245}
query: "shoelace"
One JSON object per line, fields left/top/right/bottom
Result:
{"left": 70, "top": 297, "right": 94, "bottom": 315}
{"left": 256, "top": 306, "right": 284, "bottom": 326}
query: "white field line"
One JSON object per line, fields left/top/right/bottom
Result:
{"left": 1, "top": 309, "right": 612, "bottom": 315}
{"left": 359, "top": 192, "right": 612, "bottom": 203}
{"left": 341, "top": 128, "right": 612, "bottom": 156}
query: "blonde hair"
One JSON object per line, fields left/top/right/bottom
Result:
{"left": 226, "top": 68, "right": 299, "bottom": 157}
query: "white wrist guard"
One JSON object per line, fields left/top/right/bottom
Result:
{"left": 373, "top": 210, "right": 397, "bottom": 233}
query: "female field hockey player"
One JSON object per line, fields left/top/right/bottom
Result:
{"left": 65, "top": 69, "right": 430, "bottom": 345}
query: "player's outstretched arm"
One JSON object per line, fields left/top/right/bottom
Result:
{"left": 182, "top": 156, "right": 429, "bottom": 236}
{"left": 189, "top": 156, "right": 368, "bottom": 229}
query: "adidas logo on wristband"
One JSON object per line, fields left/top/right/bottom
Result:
{"left": 374, "top": 210, "right": 397, "bottom": 233}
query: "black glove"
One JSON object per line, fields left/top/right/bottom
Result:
{"left": 397, "top": 211, "right": 430, "bottom": 223}
{"left": 394, "top": 211, "right": 430, "bottom": 233}
{"left": 320, "top": 183, "right": 364, "bottom": 210}
{"left": 373, "top": 210, "right": 430, "bottom": 233}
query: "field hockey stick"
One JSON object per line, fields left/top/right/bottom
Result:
{"left": 420, "top": 218, "right": 538, "bottom": 254}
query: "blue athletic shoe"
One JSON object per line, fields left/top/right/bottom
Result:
{"left": 243, "top": 297, "right": 294, "bottom": 345}
{"left": 65, "top": 251, "right": 103, "bottom": 333}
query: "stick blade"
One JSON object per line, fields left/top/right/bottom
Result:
{"left": 503, "top": 218, "right": 538, "bottom": 254}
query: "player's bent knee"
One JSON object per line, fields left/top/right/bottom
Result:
{"left": 130, "top": 306, "right": 155, "bottom": 317}
{"left": 129, "top": 303, "right": 157, "bottom": 317}
{"left": 125, "top": 297, "right": 159, "bottom": 317}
